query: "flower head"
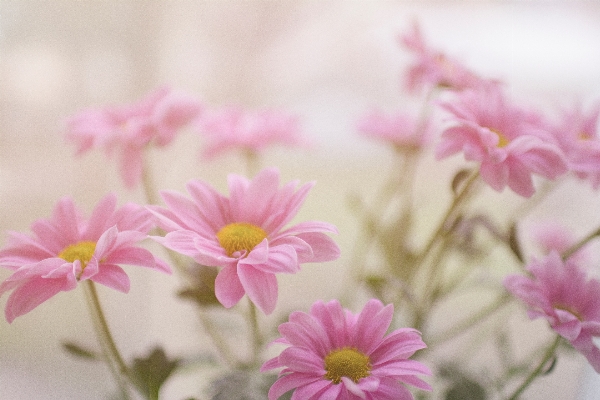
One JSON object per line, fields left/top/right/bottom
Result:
{"left": 261, "top": 299, "right": 431, "bottom": 400}
{"left": 0, "top": 194, "right": 170, "bottom": 323}
{"left": 196, "top": 106, "right": 308, "bottom": 159}
{"left": 400, "top": 21, "right": 492, "bottom": 93}
{"left": 436, "top": 84, "right": 568, "bottom": 197}
{"left": 357, "top": 109, "right": 431, "bottom": 151}
{"left": 504, "top": 251, "right": 600, "bottom": 372}
{"left": 149, "top": 167, "right": 340, "bottom": 314}
{"left": 549, "top": 102, "right": 600, "bottom": 189}
{"left": 65, "top": 87, "right": 202, "bottom": 188}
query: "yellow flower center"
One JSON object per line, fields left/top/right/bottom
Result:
{"left": 578, "top": 131, "right": 593, "bottom": 141}
{"left": 58, "top": 241, "right": 97, "bottom": 269}
{"left": 216, "top": 222, "right": 267, "bottom": 257}
{"left": 491, "top": 128, "right": 510, "bottom": 148}
{"left": 324, "top": 348, "right": 371, "bottom": 384}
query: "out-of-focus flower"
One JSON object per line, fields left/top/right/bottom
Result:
{"left": 0, "top": 194, "right": 171, "bottom": 323}
{"left": 149, "top": 167, "right": 340, "bottom": 314}
{"left": 436, "top": 84, "right": 568, "bottom": 197}
{"left": 504, "top": 251, "right": 600, "bottom": 372}
{"left": 528, "top": 221, "right": 588, "bottom": 264}
{"left": 196, "top": 106, "right": 308, "bottom": 159}
{"left": 549, "top": 102, "right": 600, "bottom": 188}
{"left": 65, "top": 87, "right": 202, "bottom": 188}
{"left": 261, "top": 299, "right": 431, "bottom": 400}
{"left": 399, "top": 21, "right": 493, "bottom": 93}
{"left": 357, "top": 109, "right": 431, "bottom": 151}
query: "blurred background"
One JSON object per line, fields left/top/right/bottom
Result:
{"left": 1, "top": 1, "right": 600, "bottom": 399}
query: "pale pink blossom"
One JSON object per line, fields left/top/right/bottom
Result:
{"left": 504, "top": 251, "right": 600, "bottom": 372}
{"left": 148, "top": 167, "right": 340, "bottom": 314}
{"left": 549, "top": 102, "right": 600, "bottom": 188}
{"left": 357, "top": 109, "right": 431, "bottom": 150}
{"left": 66, "top": 87, "right": 202, "bottom": 188}
{"left": 261, "top": 299, "right": 431, "bottom": 400}
{"left": 0, "top": 194, "right": 170, "bottom": 323}
{"left": 197, "top": 106, "right": 308, "bottom": 159}
{"left": 399, "top": 21, "right": 493, "bottom": 93}
{"left": 528, "top": 221, "right": 588, "bottom": 264}
{"left": 436, "top": 85, "right": 568, "bottom": 197}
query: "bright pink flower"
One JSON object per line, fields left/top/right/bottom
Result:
{"left": 66, "top": 87, "right": 202, "bottom": 188}
{"left": 399, "top": 21, "right": 492, "bottom": 93}
{"left": 148, "top": 168, "right": 340, "bottom": 314}
{"left": 0, "top": 194, "right": 171, "bottom": 323}
{"left": 261, "top": 299, "right": 431, "bottom": 400}
{"left": 436, "top": 84, "right": 568, "bottom": 197}
{"left": 504, "top": 251, "right": 600, "bottom": 372}
{"left": 197, "top": 106, "right": 308, "bottom": 159}
{"left": 357, "top": 109, "right": 431, "bottom": 150}
{"left": 549, "top": 102, "right": 600, "bottom": 188}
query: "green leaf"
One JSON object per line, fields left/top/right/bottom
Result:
{"left": 129, "top": 346, "right": 181, "bottom": 400}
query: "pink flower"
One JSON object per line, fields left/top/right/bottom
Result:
{"left": 66, "top": 87, "right": 202, "bottom": 188}
{"left": 549, "top": 102, "right": 600, "bottom": 188}
{"left": 0, "top": 194, "right": 171, "bottom": 323}
{"left": 148, "top": 167, "right": 340, "bottom": 314}
{"left": 436, "top": 84, "right": 568, "bottom": 197}
{"left": 528, "top": 221, "right": 588, "bottom": 264}
{"left": 261, "top": 299, "right": 431, "bottom": 400}
{"left": 504, "top": 251, "right": 600, "bottom": 372}
{"left": 197, "top": 106, "right": 308, "bottom": 159}
{"left": 357, "top": 109, "right": 431, "bottom": 150}
{"left": 399, "top": 21, "right": 492, "bottom": 93}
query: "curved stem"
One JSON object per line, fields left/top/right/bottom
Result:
{"left": 84, "top": 280, "right": 132, "bottom": 399}
{"left": 247, "top": 300, "right": 264, "bottom": 366}
{"left": 197, "top": 310, "right": 239, "bottom": 368}
{"left": 562, "top": 226, "right": 600, "bottom": 261}
{"left": 506, "top": 335, "right": 561, "bottom": 400}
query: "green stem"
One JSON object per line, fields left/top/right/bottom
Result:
{"left": 506, "top": 335, "right": 561, "bottom": 400}
{"left": 562, "top": 226, "right": 600, "bottom": 261}
{"left": 197, "top": 310, "right": 239, "bottom": 368}
{"left": 247, "top": 300, "right": 263, "bottom": 366}
{"left": 84, "top": 280, "right": 132, "bottom": 399}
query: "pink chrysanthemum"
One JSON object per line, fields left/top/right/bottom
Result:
{"left": 148, "top": 167, "right": 340, "bottom": 314}
{"left": 65, "top": 87, "right": 202, "bottom": 188}
{"left": 196, "top": 106, "right": 308, "bottom": 159}
{"left": 549, "top": 102, "right": 600, "bottom": 188}
{"left": 504, "top": 251, "right": 600, "bottom": 372}
{"left": 399, "top": 21, "right": 492, "bottom": 93}
{"left": 0, "top": 194, "right": 171, "bottom": 323}
{"left": 357, "top": 109, "right": 431, "bottom": 150}
{"left": 436, "top": 84, "right": 568, "bottom": 197}
{"left": 261, "top": 299, "right": 431, "bottom": 400}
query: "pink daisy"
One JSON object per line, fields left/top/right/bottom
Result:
{"left": 65, "top": 87, "right": 202, "bottom": 188}
{"left": 196, "top": 106, "right": 308, "bottom": 159}
{"left": 148, "top": 167, "right": 340, "bottom": 314}
{"left": 261, "top": 299, "right": 431, "bottom": 400}
{"left": 399, "top": 21, "right": 492, "bottom": 93}
{"left": 504, "top": 251, "right": 600, "bottom": 372}
{"left": 357, "top": 109, "right": 431, "bottom": 150}
{"left": 549, "top": 102, "right": 600, "bottom": 188}
{"left": 436, "top": 84, "right": 568, "bottom": 197}
{"left": 0, "top": 194, "right": 171, "bottom": 323}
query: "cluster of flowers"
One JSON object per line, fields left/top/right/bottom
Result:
{"left": 1, "top": 20, "right": 600, "bottom": 400}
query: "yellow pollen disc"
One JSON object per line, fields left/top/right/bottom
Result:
{"left": 216, "top": 222, "right": 267, "bottom": 257}
{"left": 58, "top": 241, "right": 97, "bottom": 269}
{"left": 491, "top": 128, "right": 510, "bottom": 148}
{"left": 578, "top": 131, "right": 593, "bottom": 141}
{"left": 324, "top": 348, "right": 371, "bottom": 384}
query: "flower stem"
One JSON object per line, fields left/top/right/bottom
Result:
{"left": 562, "top": 226, "right": 600, "bottom": 261}
{"left": 247, "top": 300, "right": 264, "bottom": 366}
{"left": 84, "top": 280, "right": 132, "bottom": 399}
{"left": 506, "top": 335, "right": 561, "bottom": 400}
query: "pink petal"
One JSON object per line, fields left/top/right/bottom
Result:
{"left": 214, "top": 265, "right": 245, "bottom": 308}
{"left": 268, "top": 372, "right": 322, "bottom": 400}
{"left": 238, "top": 264, "right": 278, "bottom": 314}
{"left": 4, "top": 276, "right": 71, "bottom": 323}
{"left": 90, "top": 263, "right": 131, "bottom": 292}
{"left": 83, "top": 194, "right": 118, "bottom": 239}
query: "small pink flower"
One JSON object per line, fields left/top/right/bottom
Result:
{"left": 0, "top": 194, "right": 171, "bottom": 323}
{"left": 66, "top": 87, "right": 202, "bottom": 188}
{"left": 357, "top": 109, "right": 431, "bottom": 150}
{"left": 528, "top": 221, "right": 588, "bottom": 264}
{"left": 436, "top": 84, "right": 568, "bottom": 197}
{"left": 149, "top": 167, "right": 340, "bottom": 314}
{"left": 261, "top": 299, "right": 431, "bottom": 400}
{"left": 399, "top": 21, "right": 492, "bottom": 93}
{"left": 504, "top": 251, "right": 600, "bottom": 372}
{"left": 196, "top": 106, "right": 308, "bottom": 159}
{"left": 549, "top": 102, "right": 600, "bottom": 188}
